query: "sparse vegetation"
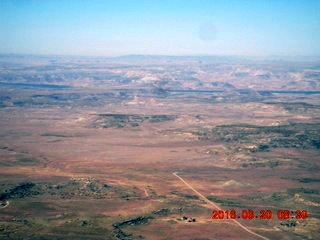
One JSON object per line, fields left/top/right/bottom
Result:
{"left": 0, "top": 178, "right": 138, "bottom": 201}
{"left": 192, "top": 123, "right": 320, "bottom": 150}
{"left": 91, "top": 114, "right": 176, "bottom": 128}
{"left": 206, "top": 196, "right": 247, "bottom": 207}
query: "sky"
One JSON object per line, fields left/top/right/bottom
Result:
{"left": 0, "top": 0, "right": 319, "bottom": 57}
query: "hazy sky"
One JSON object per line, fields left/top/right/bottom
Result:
{"left": 0, "top": 0, "right": 319, "bottom": 56}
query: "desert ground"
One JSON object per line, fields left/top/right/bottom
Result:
{"left": 0, "top": 55, "right": 319, "bottom": 239}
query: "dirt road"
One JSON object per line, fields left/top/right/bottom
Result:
{"left": 173, "top": 172, "right": 269, "bottom": 240}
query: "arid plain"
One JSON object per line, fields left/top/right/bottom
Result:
{"left": 0, "top": 55, "right": 319, "bottom": 239}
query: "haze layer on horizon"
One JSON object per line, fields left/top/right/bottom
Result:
{"left": 0, "top": 0, "right": 319, "bottom": 57}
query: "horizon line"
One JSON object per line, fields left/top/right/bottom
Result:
{"left": 1, "top": 53, "right": 320, "bottom": 60}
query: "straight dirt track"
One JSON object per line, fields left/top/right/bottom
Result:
{"left": 173, "top": 172, "right": 269, "bottom": 240}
